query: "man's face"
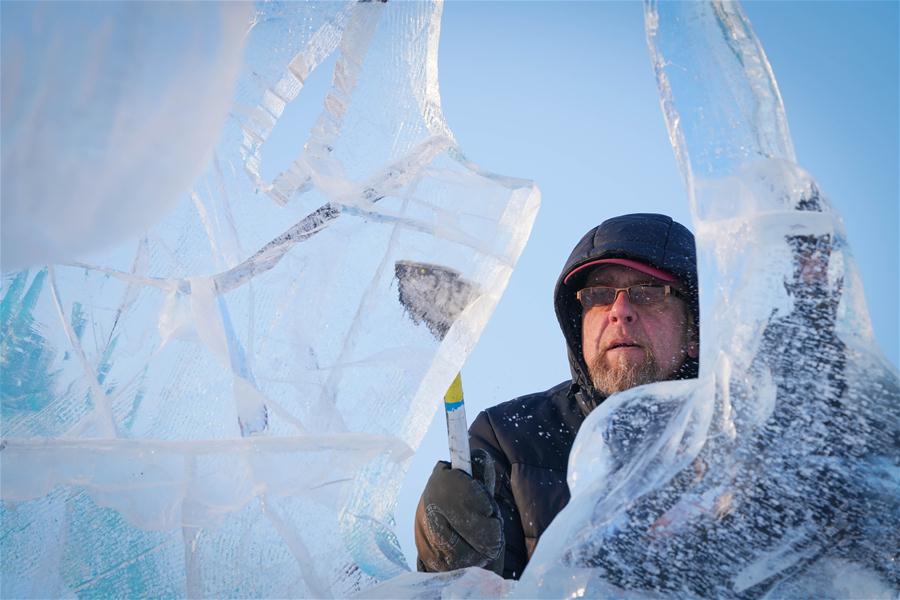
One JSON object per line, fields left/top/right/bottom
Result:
{"left": 580, "top": 264, "right": 697, "bottom": 396}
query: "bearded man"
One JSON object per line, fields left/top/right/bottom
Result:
{"left": 414, "top": 213, "right": 700, "bottom": 580}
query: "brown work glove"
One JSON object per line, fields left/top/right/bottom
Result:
{"left": 414, "top": 448, "right": 504, "bottom": 575}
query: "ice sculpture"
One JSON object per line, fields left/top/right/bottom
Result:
{"left": 0, "top": 2, "right": 249, "bottom": 270}
{"left": 515, "top": 2, "right": 899, "bottom": 597}
{"left": 0, "top": 2, "right": 539, "bottom": 597}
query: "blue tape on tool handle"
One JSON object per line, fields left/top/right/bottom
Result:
{"left": 443, "top": 373, "right": 464, "bottom": 411}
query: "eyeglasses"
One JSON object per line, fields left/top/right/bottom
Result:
{"left": 576, "top": 284, "right": 683, "bottom": 310}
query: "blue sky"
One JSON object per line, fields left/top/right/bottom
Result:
{"left": 398, "top": 1, "right": 899, "bottom": 566}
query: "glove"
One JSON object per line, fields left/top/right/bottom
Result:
{"left": 414, "top": 448, "right": 505, "bottom": 575}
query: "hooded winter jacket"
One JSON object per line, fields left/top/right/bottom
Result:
{"left": 468, "top": 213, "right": 699, "bottom": 579}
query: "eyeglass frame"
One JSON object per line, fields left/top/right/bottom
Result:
{"left": 576, "top": 284, "right": 686, "bottom": 310}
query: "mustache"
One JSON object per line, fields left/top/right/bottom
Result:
{"left": 601, "top": 338, "right": 648, "bottom": 353}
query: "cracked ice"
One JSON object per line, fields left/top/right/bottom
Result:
{"left": 1, "top": 2, "right": 538, "bottom": 597}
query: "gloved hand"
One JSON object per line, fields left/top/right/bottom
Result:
{"left": 414, "top": 448, "right": 505, "bottom": 575}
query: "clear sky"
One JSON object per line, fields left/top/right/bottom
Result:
{"left": 397, "top": 1, "right": 899, "bottom": 567}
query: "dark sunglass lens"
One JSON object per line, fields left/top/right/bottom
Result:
{"left": 580, "top": 287, "right": 616, "bottom": 308}
{"left": 629, "top": 285, "right": 666, "bottom": 305}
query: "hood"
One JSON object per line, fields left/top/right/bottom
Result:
{"left": 553, "top": 213, "right": 700, "bottom": 416}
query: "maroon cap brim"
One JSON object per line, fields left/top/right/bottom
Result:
{"left": 563, "top": 258, "right": 677, "bottom": 286}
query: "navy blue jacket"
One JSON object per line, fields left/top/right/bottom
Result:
{"left": 468, "top": 382, "right": 588, "bottom": 579}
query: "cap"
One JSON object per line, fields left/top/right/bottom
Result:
{"left": 561, "top": 213, "right": 697, "bottom": 294}
{"left": 564, "top": 257, "right": 677, "bottom": 285}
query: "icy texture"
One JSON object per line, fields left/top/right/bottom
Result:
{"left": 514, "top": 2, "right": 899, "bottom": 598}
{"left": 358, "top": 567, "right": 513, "bottom": 599}
{"left": 0, "top": 2, "right": 539, "bottom": 597}
{"left": 0, "top": 2, "right": 249, "bottom": 270}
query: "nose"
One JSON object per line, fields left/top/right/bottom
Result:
{"left": 609, "top": 289, "right": 636, "bottom": 323}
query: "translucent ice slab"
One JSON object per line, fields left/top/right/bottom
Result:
{"left": 0, "top": 2, "right": 539, "bottom": 597}
{"left": 1, "top": 2, "right": 249, "bottom": 270}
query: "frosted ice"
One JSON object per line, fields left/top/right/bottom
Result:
{"left": 359, "top": 567, "right": 513, "bottom": 599}
{"left": 514, "top": 2, "right": 899, "bottom": 597}
{"left": 0, "top": 2, "right": 249, "bottom": 270}
{"left": 0, "top": 2, "right": 539, "bottom": 597}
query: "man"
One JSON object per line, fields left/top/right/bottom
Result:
{"left": 414, "top": 213, "right": 700, "bottom": 579}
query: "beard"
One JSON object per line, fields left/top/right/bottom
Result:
{"left": 587, "top": 345, "right": 665, "bottom": 397}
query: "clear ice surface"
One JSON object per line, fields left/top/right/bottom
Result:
{"left": 366, "top": 1, "right": 899, "bottom": 598}
{"left": 0, "top": 2, "right": 539, "bottom": 597}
